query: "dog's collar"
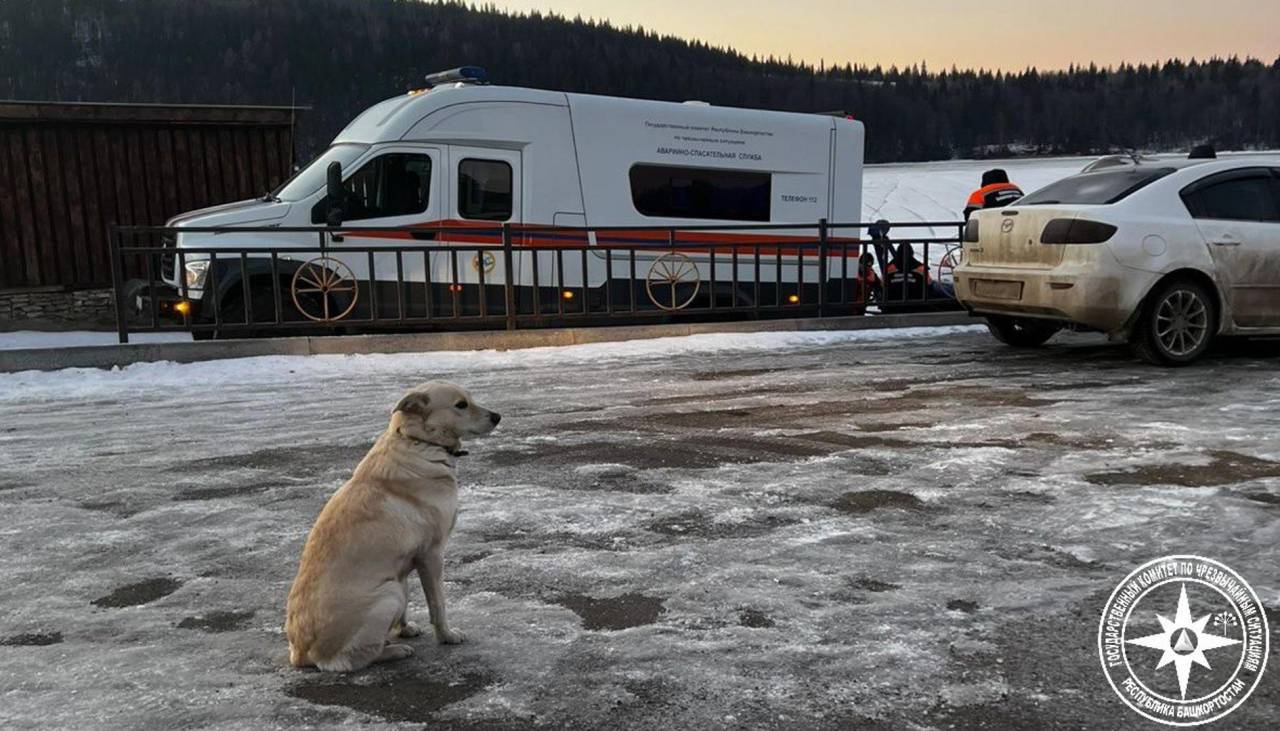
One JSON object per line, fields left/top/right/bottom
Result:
{"left": 400, "top": 432, "right": 467, "bottom": 457}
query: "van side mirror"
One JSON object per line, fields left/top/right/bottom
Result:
{"left": 325, "top": 161, "right": 345, "bottom": 227}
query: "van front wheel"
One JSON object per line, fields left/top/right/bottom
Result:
{"left": 985, "top": 315, "right": 1060, "bottom": 347}
{"left": 1131, "top": 279, "right": 1216, "bottom": 366}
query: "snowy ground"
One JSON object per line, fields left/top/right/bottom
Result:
{"left": 0, "top": 331, "right": 191, "bottom": 350}
{"left": 863, "top": 155, "right": 1087, "bottom": 225}
{"left": 1, "top": 327, "right": 1278, "bottom": 729}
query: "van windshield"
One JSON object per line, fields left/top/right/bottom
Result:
{"left": 273, "top": 143, "right": 369, "bottom": 202}
{"left": 1016, "top": 167, "right": 1176, "bottom": 206}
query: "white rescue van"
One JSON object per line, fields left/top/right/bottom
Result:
{"left": 160, "top": 68, "right": 865, "bottom": 323}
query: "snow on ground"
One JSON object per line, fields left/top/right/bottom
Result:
{"left": 0, "top": 331, "right": 191, "bottom": 350}
{"left": 863, "top": 155, "right": 1088, "bottom": 226}
{"left": 1, "top": 327, "right": 1278, "bottom": 729}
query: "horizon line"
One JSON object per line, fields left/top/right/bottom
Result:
{"left": 445, "top": 1, "right": 1280, "bottom": 75}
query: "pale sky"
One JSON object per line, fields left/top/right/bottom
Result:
{"left": 491, "top": 0, "right": 1280, "bottom": 72}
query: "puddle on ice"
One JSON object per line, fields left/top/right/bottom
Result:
{"left": 1239, "top": 491, "right": 1280, "bottom": 506}
{"left": 171, "top": 483, "right": 272, "bottom": 501}
{"left": 645, "top": 511, "right": 799, "bottom": 539}
{"left": 566, "top": 463, "right": 675, "bottom": 495}
{"left": 850, "top": 577, "right": 901, "bottom": 593}
{"left": 90, "top": 576, "right": 183, "bottom": 608}
{"left": 1085, "top": 449, "right": 1280, "bottom": 487}
{"left": 688, "top": 367, "right": 788, "bottom": 381}
{"left": 737, "top": 608, "right": 774, "bottom": 628}
{"left": 286, "top": 673, "right": 491, "bottom": 723}
{"left": 988, "top": 542, "right": 1102, "bottom": 571}
{"left": 174, "top": 443, "right": 370, "bottom": 477}
{"left": 831, "top": 489, "right": 925, "bottom": 515}
{"left": 491, "top": 435, "right": 830, "bottom": 470}
{"left": 555, "top": 592, "right": 666, "bottom": 630}
{"left": 0, "top": 631, "right": 63, "bottom": 646}
{"left": 176, "top": 609, "right": 256, "bottom": 633}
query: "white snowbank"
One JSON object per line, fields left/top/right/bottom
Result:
{"left": 0, "top": 325, "right": 983, "bottom": 401}
{"left": 0, "top": 330, "right": 191, "bottom": 350}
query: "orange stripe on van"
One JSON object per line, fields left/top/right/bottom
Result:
{"left": 344, "top": 220, "right": 865, "bottom": 258}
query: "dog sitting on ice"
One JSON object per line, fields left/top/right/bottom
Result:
{"left": 286, "top": 381, "right": 500, "bottom": 671}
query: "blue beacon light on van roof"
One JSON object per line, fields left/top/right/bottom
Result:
{"left": 423, "top": 66, "right": 488, "bottom": 88}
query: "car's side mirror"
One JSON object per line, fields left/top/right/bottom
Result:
{"left": 325, "top": 161, "right": 344, "bottom": 227}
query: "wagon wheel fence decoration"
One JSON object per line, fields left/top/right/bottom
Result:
{"left": 936, "top": 244, "right": 963, "bottom": 288}
{"left": 646, "top": 252, "right": 701, "bottom": 311}
{"left": 290, "top": 256, "right": 359, "bottom": 322}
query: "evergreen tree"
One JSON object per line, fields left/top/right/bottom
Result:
{"left": 0, "top": 0, "right": 1276, "bottom": 162}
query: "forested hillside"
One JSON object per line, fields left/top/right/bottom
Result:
{"left": 3, "top": 0, "right": 1279, "bottom": 162}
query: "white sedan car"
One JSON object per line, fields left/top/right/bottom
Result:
{"left": 955, "top": 155, "right": 1280, "bottom": 364}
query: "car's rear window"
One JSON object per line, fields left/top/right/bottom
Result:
{"left": 1016, "top": 167, "right": 1176, "bottom": 206}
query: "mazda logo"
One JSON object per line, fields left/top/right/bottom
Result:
{"left": 1001, "top": 218, "right": 1015, "bottom": 233}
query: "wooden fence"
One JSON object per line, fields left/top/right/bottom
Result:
{"left": 0, "top": 101, "right": 303, "bottom": 290}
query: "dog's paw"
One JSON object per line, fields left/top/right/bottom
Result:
{"left": 398, "top": 621, "right": 423, "bottom": 638}
{"left": 377, "top": 643, "right": 415, "bottom": 663}
{"left": 435, "top": 627, "right": 466, "bottom": 645}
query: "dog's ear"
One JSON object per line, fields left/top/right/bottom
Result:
{"left": 394, "top": 393, "right": 428, "bottom": 417}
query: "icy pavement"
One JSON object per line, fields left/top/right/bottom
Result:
{"left": 0, "top": 327, "right": 1277, "bottom": 729}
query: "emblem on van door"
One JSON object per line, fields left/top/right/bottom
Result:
{"left": 1001, "top": 218, "right": 1015, "bottom": 233}
{"left": 471, "top": 251, "right": 497, "bottom": 275}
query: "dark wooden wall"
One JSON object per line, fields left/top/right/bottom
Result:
{"left": 0, "top": 102, "right": 301, "bottom": 290}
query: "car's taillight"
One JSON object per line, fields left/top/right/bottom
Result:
{"left": 964, "top": 218, "right": 980, "bottom": 243}
{"left": 1040, "top": 219, "right": 1117, "bottom": 244}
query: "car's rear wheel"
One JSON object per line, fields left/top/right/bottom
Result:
{"left": 1131, "top": 278, "right": 1216, "bottom": 366}
{"left": 985, "top": 315, "right": 1061, "bottom": 347}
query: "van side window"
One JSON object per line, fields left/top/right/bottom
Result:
{"left": 311, "top": 153, "right": 431, "bottom": 223}
{"left": 458, "top": 159, "right": 513, "bottom": 221}
{"left": 630, "top": 165, "right": 771, "bottom": 221}
{"left": 1182, "top": 173, "right": 1280, "bottom": 223}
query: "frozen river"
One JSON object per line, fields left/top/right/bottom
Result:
{"left": 1, "top": 327, "right": 1277, "bottom": 728}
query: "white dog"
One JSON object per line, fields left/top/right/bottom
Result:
{"left": 285, "top": 381, "right": 500, "bottom": 671}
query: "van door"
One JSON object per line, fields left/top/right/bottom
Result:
{"left": 442, "top": 147, "right": 522, "bottom": 308}
{"left": 315, "top": 146, "right": 440, "bottom": 318}
{"left": 450, "top": 147, "right": 522, "bottom": 225}
{"left": 1183, "top": 168, "right": 1280, "bottom": 329}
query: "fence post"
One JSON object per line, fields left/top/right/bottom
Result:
{"left": 108, "top": 226, "right": 129, "bottom": 344}
{"left": 502, "top": 223, "right": 516, "bottom": 331}
{"left": 816, "top": 218, "right": 829, "bottom": 318}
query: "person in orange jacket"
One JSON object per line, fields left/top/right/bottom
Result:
{"left": 963, "top": 169, "right": 1024, "bottom": 220}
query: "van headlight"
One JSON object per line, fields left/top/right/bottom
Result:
{"left": 184, "top": 260, "right": 210, "bottom": 288}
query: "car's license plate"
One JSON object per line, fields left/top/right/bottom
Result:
{"left": 972, "top": 279, "right": 1023, "bottom": 300}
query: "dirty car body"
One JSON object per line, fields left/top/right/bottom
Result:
{"left": 954, "top": 156, "right": 1280, "bottom": 362}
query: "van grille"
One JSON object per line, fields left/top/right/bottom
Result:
{"left": 159, "top": 233, "right": 177, "bottom": 285}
